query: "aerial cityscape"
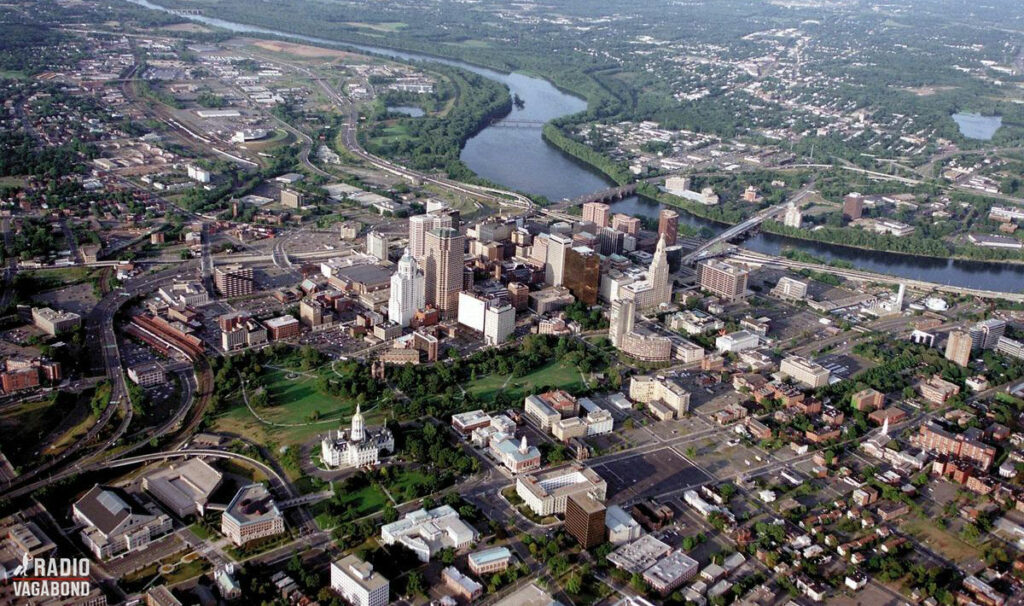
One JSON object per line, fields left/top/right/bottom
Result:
{"left": 3, "top": 0, "right": 1024, "bottom": 605}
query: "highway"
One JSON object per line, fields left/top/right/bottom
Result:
{"left": 3, "top": 263, "right": 197, "bottom": 497}
{"left": 727, "top": 249, "right": 1024, "bottom": 303}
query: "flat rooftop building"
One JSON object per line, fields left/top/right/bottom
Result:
{"left": 644, "top": 551, "right": 700, "bottom": 595}
{"left": 515, "top": 464, "right": 607, "bottom": 516}
{"left": 606, "top": 504, "right": 643, "bottom": 544}
{"left": 379, "top": 505, "right": 478, "bottom": 562}
{"left": 331, "top": 555, "right": 389, "bottom": 606}
{"left": 780, "top": 355, "right": 831, "bottom": 388}
{"left": 468, "top": 546, "right": 513, "bottom": 575}
{"left": 607, "top": 534, "right": 671, "bottom": 574}
{"left": 142, "top": 458, "right": 223, "bottom": 517}
{"left": 31, "top": 306, "right": 82, "bottom": 336}
{"left": 221, "top": 484, "right": 285, "bottom": 546}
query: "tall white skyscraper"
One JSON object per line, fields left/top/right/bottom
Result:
{"left": 648, "top": 234, "right": 672, "bottom": 308}
{"left": 620, "top": 234, "right": 672, "bottom": 311}
{"left": 388, "top": 248, "right": 425, "bottom": 327}
{"left": 608, "top": 299, "right": 635, "bottom": 348}
{"left": 484, "top": 304, "right": 515, "bottom": 346}
{"left": 530, "top": 233, "right": 550, "bottom": 267}
{"left": 408, "top": 215, "right": 434, "bottom": 262}
{"left": 545, "top": 234, "right": 572, "bottom": 287}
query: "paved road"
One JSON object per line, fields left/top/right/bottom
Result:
{"left": 3, "top": 263, "right": 197, "bottom": 497}
{"left": 682, "top": 183, "right": 814, "bottom": 264}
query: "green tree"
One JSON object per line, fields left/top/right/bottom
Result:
{"left": 405, "top": 571, "right": 424, "bottom": 596}
{"left": 565, "top": 572, "right": 582, "bottom": 594}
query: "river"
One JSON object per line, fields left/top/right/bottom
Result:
{"left": 127, "top": 0, "right": 1024, "bottom": 292}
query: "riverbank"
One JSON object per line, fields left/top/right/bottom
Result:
{"left": 136, "top": 0, "right": 617, "bottom": 116}
{"left": 633, "top": 178, "right": 1024, "bottom": 268}
{"left": 540, "top": 124, "right": 631, "bottom": 185}
{"left": 359, "top": 64, "right": 513, "bottom": 181}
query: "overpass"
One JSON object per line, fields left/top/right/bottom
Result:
{"left": 536, "top": 183, "right": 641, "bottom": 222}
{"left": 487, "top": 119, "right": 547, "bottom": 128}
{"left": 566, "top": 183, "right": 638, "bottom": 207}
{"left": 107, "top": 449, "right": 298, "bottom": 498}
{"left": 682, "top": 186, "right": 814, "bottom": 265}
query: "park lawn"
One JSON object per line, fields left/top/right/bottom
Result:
{"left": 313, "top": 483, "right": 389, "bottom": 528}
{"left": 163, "top": 558, "right": 209, "bottom": 584}
{"left": 212, "top": 366, "right": 388, "bottom": 449}
{"left": 261, "top": 367, "right": 353, "bottom": 423}
{"left": 903, "top": 516, "right": 981, "bottom": 564}
{"left": 343, "top": 21, "right": 407, "bottom": 33}
{"left": 187, "top": 523, "right": 215, "bottom": 541}
{"left": 120, "top": 551, "right": 209, "bottom": 594}
{"left": 370, "top": 123, "right": 414, "bottom": 146}
{"left": 466, "top": 359, "right": 584, "bottom": 403}
{"left": 337, "top": 483, "right": 390, "bottom": 516}
{"left": 387, "top": 468, "right": 432, "bottom": 503}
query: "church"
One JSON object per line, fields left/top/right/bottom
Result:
{"left": 320, "top": 404, "right": 395, "bottom": 469}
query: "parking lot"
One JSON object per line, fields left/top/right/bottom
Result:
{"left": 591, "top": 447, "right": 711, "bottom": 504}
{"left": 33, "top": 281, "right": 98, "bottom": 317}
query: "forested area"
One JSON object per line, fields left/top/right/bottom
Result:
{"left": 765, "top": 220, "right": 1024, "bottom": 263}
{"left": 0, "top": 131, "right": 95, "bottom": 178}
{"left": 362, "top": 65, "right": 511, "bottom": 178}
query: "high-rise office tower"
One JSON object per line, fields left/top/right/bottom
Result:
{"left": 843, "top": 193, "right": 864, "bottom": 221}
{"left": 944, "top": 330, "right": 972, "bottom": 367}
{"left": 565, "top": 494, "right": 606, "bottom": 549}
{"left": 648, "top": 235, "right": 672, "bottom": 307}
{"left": 366, "top": 231, "right": 389, "bottom": 262}
{"left": 214, "top": 264, "right": 254, "bottom": 297}
{"left": 424, "top": 227, "right": 465, "bottom": 318}
{"left": 698, "top": 259, "right": 749, "bottom": 302}
{"left": 619, "top": 234, "right": 672, "bottom": 311}
{"left": 658, "top": 209, "right": 679, "bottom": 246}
{"left": 970, "top": 319, "right": 1006, "bottom": 350}
{"left": 611, "top": 214, "right": 641, "bottom": 236}
{"left": 530, "top": 233, "right": 550, "bottom": 267}
{"left": 563, "top": 246, "right": 601, "bottom": 306}
{"left": 408, "top": 215, "right": 434, "bottom": 261}
{"left": 545, "top": 234, "right": 572, "bottom": 287}
{"left": 783, "top": 202, "right": 802, "bottom": 228}
{"left": 582, "top": 202, "right": 611, "bottom": 228}
{"left": 608, "top": 299, "right": 635, "bottom": 348}
{"left": 388, "top": 248, "right": 425, "bottom": 327}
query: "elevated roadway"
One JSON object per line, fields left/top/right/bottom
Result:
{"left": 682, "top": 185, "right": 814, "bottom": 265}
